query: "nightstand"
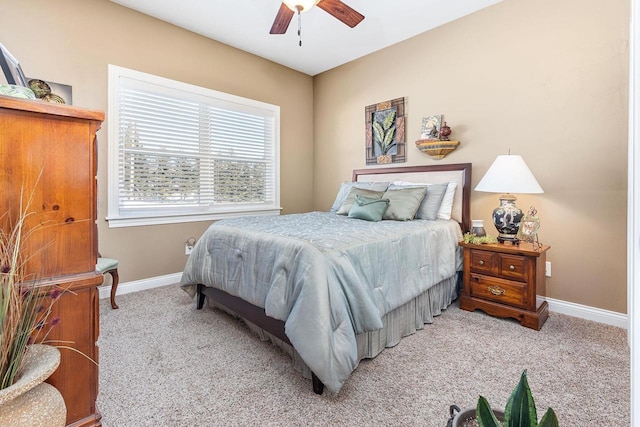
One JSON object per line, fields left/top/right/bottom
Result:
{"left": 458, "top": 241, "right": 550, "bottom": 330}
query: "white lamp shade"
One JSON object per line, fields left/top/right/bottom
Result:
{"left": 283, "top": 0, "right": 320, "bottom": 12}
{"left": 475, "top": 155, "right": 544, "bottom": 194}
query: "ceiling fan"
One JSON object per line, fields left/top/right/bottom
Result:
{"left": 270, "top": 0, "right": 364, "bottom": 41}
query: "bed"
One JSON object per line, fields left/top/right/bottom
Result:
{"left": 180, "top": 163, "right": 471, "bottom": 395}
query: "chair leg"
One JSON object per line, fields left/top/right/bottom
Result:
{"left": 109, "top": 269, "right": 120, "bottom": 309}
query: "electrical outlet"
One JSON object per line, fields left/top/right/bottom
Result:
{"left": 185, "top": 243, "right": 194, "bottom": 255}
{"left": 185, "top": 237, "right": 197, "bottom": 256}
{"left": 545, "top": 261, "right": 551, "bottom": 277}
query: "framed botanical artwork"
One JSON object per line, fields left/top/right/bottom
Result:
{"left": 365, "top": 97, "right": 405, "bottom": 165}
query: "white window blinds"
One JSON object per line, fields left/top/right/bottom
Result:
{"left": 107, "top": 65, "right": 280, "bottom": 227}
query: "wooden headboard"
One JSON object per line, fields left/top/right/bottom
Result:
{"left": 352, "top": 163, "right": 472, "bottom": 232}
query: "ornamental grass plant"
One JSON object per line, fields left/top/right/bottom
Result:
{"left": 0, "top": 187, "right": 60, "bottom": 390}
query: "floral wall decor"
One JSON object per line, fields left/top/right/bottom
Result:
{"left": 365, "top": 97, "right": 405, "bottom": 165}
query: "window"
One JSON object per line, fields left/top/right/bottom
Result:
{"left": 107, "top": 65, "right": 280, "bottom": 227}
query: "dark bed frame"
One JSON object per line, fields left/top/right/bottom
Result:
{"left": 196, "top": 163, "right": 472, "bottom": 395}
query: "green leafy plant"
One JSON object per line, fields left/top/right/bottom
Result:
{"left": 462, "top": 232, "right": 498, "bottom": 245}
{"left": 477, "top": 371, "right": 559, "bottom": 427}
{"left": 373, "top": 109, "right": 397, "bottom": 155}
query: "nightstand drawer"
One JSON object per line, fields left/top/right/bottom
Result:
{"left": 470, "top": 250, "right": 497, "bottom": 275}
{"left": 499, "top": 254, "right": 528, "bottom": 282}
{"left": 470, "top": 274, "right": 527, "bottom": 309}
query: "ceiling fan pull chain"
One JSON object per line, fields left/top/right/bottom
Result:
{"left": 297, "top": 7, "right": 302, "bottom": 47}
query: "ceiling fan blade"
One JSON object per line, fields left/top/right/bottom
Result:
{"left": 270, "top": 2, "right": 295, "bottom": 34}
{"left": 316, "top": 0, "right": 364, "bottom": 28}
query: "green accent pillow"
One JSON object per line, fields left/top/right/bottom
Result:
{"left": 329, "top": 181, "right": 389, "bottom": 213}
{"left": 348, "top": 195, "right": 390, "bottom": 222}
{"left": 382, "top": 187, "right": 428, "bottom": 221}
{"left": 336, "top": 188, "right": 385, "bottom": 215}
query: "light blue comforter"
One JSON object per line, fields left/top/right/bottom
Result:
{"left": 181, "top": 212, "right": 462, "bottom": 393}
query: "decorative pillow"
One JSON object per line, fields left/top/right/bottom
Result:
{"left": 437, "top": 181, "right": 458, "bottom": 220}
{"left": 348, "top": 195, "right": 390, "bottom": 222}
{"left": 418, "top": 183, "right": 448, "bottom": 220}
{"left": 336, "top": 188, "right": 385, "bottom": 215}
{"left": 389, "top": 183, "right": 448, "bottom": 220}
{"left": 392, "top": 180, "right": 458, "bottom": 220}
{"left": 330, "top": 181, "right": 390, "bottom": 213}
{"left": 381, "top": 187, "right": 428, "bottom": 221}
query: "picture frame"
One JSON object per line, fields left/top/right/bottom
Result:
{"left": 0, "top": 42, "right": 27, "bottom": 87}
{"left": 517, "top": 206, "right": 541, "bottom": 248}
{"left": 420, "top": 115, "right": 442, "bottom": 140}
{"left": 365, "top": 97, "right": 406, "bottom": 165}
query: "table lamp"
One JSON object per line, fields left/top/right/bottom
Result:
{"left": 474, "top": 154, "right": 543, "bottom": 243}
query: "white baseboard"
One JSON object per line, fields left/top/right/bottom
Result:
{"left": 545, "top": 297, "right": 628, "bottom": 329}
{"left": 98, "top": 272, "right": 182, "bottom": 301}
{"left": 99, "top": 275, "right": 629, "bottom": 329}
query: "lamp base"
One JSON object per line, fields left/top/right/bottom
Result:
{"left": 492, "top": 194, "right": 524, "bottom": 244}
{"left": 497, "top": 234, "right": 520, "bottom": 244}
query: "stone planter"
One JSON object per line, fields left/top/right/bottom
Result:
{"left": 449, "top": 405, "right": 505, "bottom": 427}
{"left": 0, "top": 345, "right": 66, "bottom": 427}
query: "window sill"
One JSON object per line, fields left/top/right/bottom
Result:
{"left": 106, "top": 207, "right": 282, "bottom": 228}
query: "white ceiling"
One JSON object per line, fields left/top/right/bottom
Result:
{"left": 111, "top": 0, "right": 502, "bottom": 76}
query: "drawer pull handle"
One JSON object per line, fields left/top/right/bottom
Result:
{"left": 509, "top": 265, "right": 515, "bottom": 271}
{"left": 488, "top": 286, "right": 505, "bottom": 296}
{"left": 478, "top": 260, "right": 485, "bottom": 266}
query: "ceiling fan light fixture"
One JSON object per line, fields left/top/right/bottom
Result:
{"left": 283, "top": 0, "right": 320, "bottom": 13}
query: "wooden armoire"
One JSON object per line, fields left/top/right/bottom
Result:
{"left": 0, "top": 95, "right": 104, "bottom": 426}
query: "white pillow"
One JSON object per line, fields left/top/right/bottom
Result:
{"left": 437, "top": 181, "right": 457, "bottom": 220}
{"left": 392, "top": 180, "right": 457, "bottom": 220}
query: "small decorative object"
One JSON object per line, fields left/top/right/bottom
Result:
{"left": 420, "top": 115, "right": 442, "bottom": 140}
{"left": 518, "top": 206, "right": 542, "bottom": 249}
{"left": 0, "top": 84, "right": 35, "bottom": 99}
{"left": 474, "top": 154, "right": 543, "bottom": 244}
{"left": 439, "top": 121, "right": 452, "bottom": 140}
{"left": 416, "top": 115, "right": 459, "bottom": 159}
{"left": 365, "top": 97, "right": 406, "bottom": 165}
{"left": 27, "top": 79, "right": 72, "bottom": 105}
{"left": 0, "top": 42, "right": 27, "bottom": 87}
{"left": 471, "top": 219, "right": 486, "bottom": 237}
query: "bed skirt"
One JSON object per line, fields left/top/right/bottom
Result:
{"left": 207, "top": 273, "right": 459, "bottom": 386}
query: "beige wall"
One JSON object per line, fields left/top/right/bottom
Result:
{"left": 313, "top": 0, "right": 630, "bottom": 313}
{"left": 1, "top": 0, "right": 629, "bottom": 313}
{"left": 0, "top": 0, "right": 314, "bottom": 283}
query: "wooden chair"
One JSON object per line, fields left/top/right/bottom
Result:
{"left": 97, "top": 256, "right": 119, "bottom": 309}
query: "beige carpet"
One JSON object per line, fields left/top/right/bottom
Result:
{"left": 97, "top": 285, "right": 629, "bottom": 426}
